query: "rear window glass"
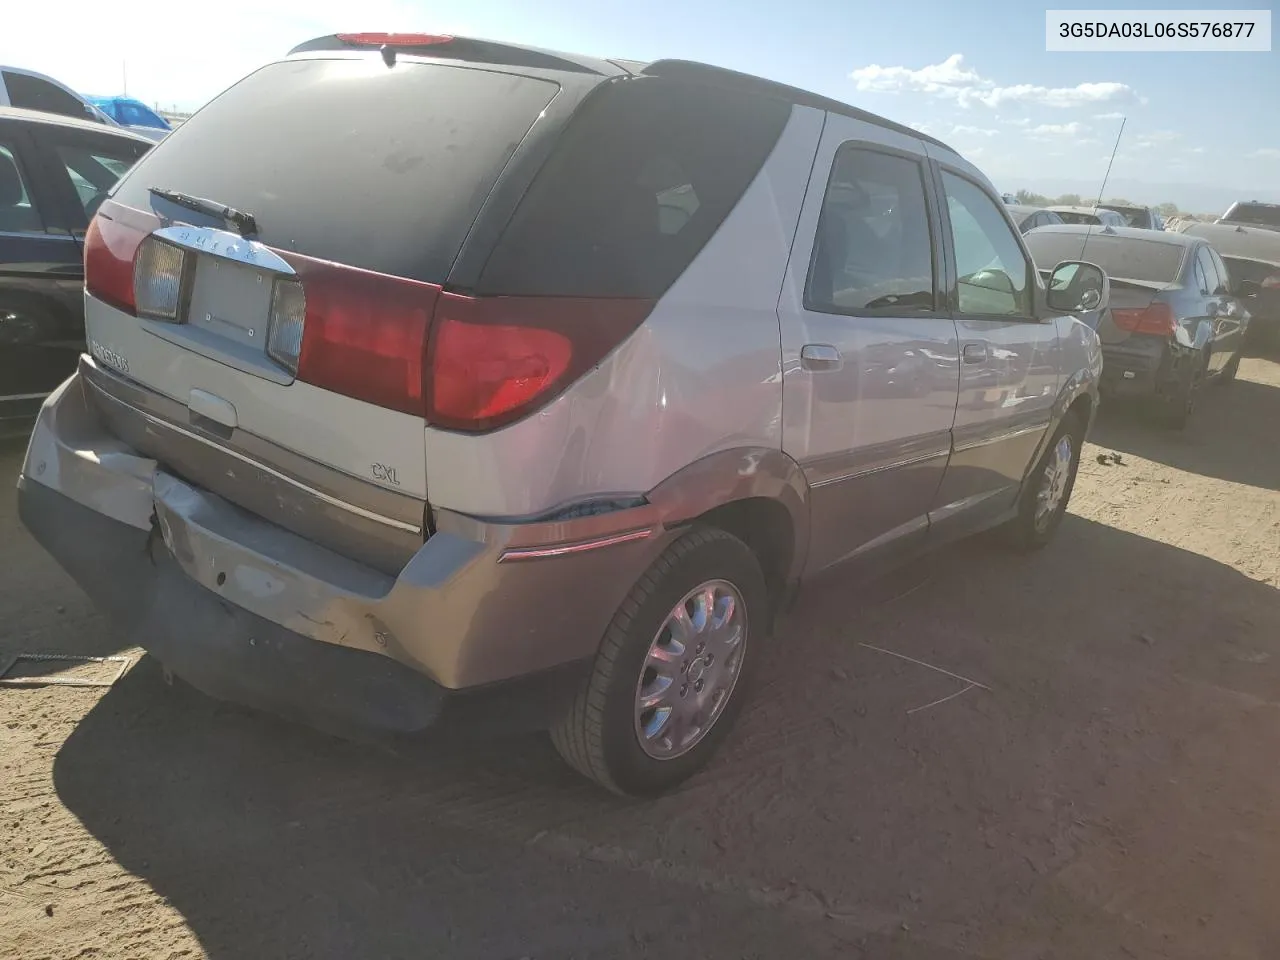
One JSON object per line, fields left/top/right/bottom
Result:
{"left": 1222, "top": 203, "right": 1280, "bottom": 228}
{"left": 477, "top": 77, "right": 790, "bottom": 298}
{"left": 1100, "top": 206, "right": 1151, "bottom": 229}
{"left": 110, "top": 59, "right": 558, "bottom": 282}
{"left": 1054, "top": 211, "right": 1099, "bottom": 226}
{"left": 1024, "top": 232, "right": 1186, "bottom": 284}
{"left": 1223, "top": 256, "right": 1280, "bottom": 285}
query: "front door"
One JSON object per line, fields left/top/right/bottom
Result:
{"left": 778, "top": 115, "right": 960, "bottom": 576}
{"left": 928, "top": 165, "right": 1060, "bottom": 534}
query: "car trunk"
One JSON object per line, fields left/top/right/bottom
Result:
{"left": 1098, "top": 278, "right": 1171, "bottom": 345}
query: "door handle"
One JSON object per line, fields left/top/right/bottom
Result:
{"left": 962, "top": 342, "right": 988, "bottom": 364}
{"left": 800, "top": 344, "right": 841, "bottom": 371}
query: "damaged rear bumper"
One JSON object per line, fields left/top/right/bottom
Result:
{"left": 17, "top": 370, "right": 671, "bottom": 739}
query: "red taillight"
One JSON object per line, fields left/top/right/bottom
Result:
{"left": 83, "top": 212, "right": 149, "bottom": 313}
{"left": 426, "top": 293, "right": 655, "bottom": 432}
{"left": 336, "top": 32, "right": 453, "bottom": 46}
{"left": 1263, "top": 273, "right": 1280, "bottom": 290}
{"left": 286, "top": 254, "right": 439, "bottom": 417}
{"left": 1112, "top": 302, "right": 1176, "bottom": 336}
{"left": 430, "top": 315, "right": 572, "bottom": 428}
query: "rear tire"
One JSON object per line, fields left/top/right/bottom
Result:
{"left": 1216, "top": 351, "right": 1241, "bottom": 385}
{"left": 1002, "top": 410, "right": 1084, "bottom": 552}
{"left": 1155, "top": 355, "right": 1206, "bottom": 430}
{"left": 550, "top": 527, "right": 768, "bottom": 796}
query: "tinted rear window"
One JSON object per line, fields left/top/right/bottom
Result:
{"left": 477, "top": 77, "right": 790, "bottom": 298}
{"left": 111, "top": 59, "right": 558, "bottom": 282}
{"left": 1024, "top": 232, "right": 1186, "bottom": 284}
{"left": 1222, "top": 203, "right": 1280, "bottom": 228}
{"left": 1100, "top": 206, "right": 1151, "bottom": 229}
{"left": 1223, "top": 256, "right": 1280, "bottom": 285}
{"left": 1054, "top": 211, "right": 1099, "bottom": 226}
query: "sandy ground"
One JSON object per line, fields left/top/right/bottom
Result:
{"left": 1, "top": 356, "right": 1278, "bottom": 960}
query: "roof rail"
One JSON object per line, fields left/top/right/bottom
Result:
{"left": 639, "top": 59, "right": 954, "bottom": 151}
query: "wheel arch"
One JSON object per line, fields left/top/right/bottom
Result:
{"left": 645, "top": 447, "right": 810, "bottom": 607}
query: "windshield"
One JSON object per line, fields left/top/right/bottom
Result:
{"left": 1024, "top": 232, "right": 1186, "bottom": 283}
{"left": 110, "top": 58, "right": 559, "bottom": 282}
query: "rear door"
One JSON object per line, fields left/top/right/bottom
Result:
{"left": 1204, "top": 245, "right": 1246, "bottom": 362}
{"left": 929, "top": 164, "right": 1059, "bottom": 534}
{"left": 778, "top": 117, "right": 959, "bottom": 575}
{"left": 84, "top": 56, "right": 567, "bottom": 507}
{"left": 1192, "top": 244, "right": 1229, "bottom": 370}
{"left": 0, "top": 121, "right": 85, "bottom": 419}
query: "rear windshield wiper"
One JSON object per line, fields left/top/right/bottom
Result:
{"left": 148, "top": 187, "right": 259, "bottom": 239}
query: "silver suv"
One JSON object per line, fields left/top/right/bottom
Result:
{"left": 17, "top": 34, "right": 1106, "bottom": 795}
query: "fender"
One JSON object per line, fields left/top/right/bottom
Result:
{"left": 1021, "top": 318, "right": 1102, "bottom": 486}
{"left": 645, "top": 446, "right": 812, "bottom": 586}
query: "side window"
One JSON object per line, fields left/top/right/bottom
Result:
{"left": 477, "top": 79, "right": 790, "bottom": 299}
{"left": 3, "top": 72, "right": 94, "bottom": 121}
{"left": 941, "top": 171, "right": 1031, "bottom": 317}
{"left": 1195, "top": 247, "right": 1220, "bottom": 295}
{"left": 1192, "top": 252, "right": 1210, "bottom": 295}
{"left": 1206, "top": 247, "right": 1231, "bottom": 294}
{"left": 51, "top": 134, "right": 150, "bottom": 223}
{"left": 804, "top": 145, "right": 936, "bottom": 314}
{"left": 0, "top": 141, "right": 45, "bottom": 233}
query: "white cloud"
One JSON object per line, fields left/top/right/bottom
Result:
{"left": 1095, "top": 112, "right": 1126, "bottom": 121}
{"left": 1030, "top": 122, "right": 1088, "bottom": 136}
{"left": 1187, "top": 147, "right": 1207, "bottom": 155}
{"left": 1130, "top": 131, "right": 1182, "bottom": 150}
{"left": 850, "top": 53, "right": 1139, "bottom": 109}
{"left": 950, "top": 124, "right": 998, "bottom": 137}
{"left": 1250, "top": 148, "right": 1280, "bottom": 159}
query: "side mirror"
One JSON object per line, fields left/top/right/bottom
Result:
{"left": 1234, "top": 279, "right": 1261, "bottom": 299}
{"left": 1046, "top": 260, "right": 1110, "bottom": 313}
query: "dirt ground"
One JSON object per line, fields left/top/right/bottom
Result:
{"left": 1, "top": 356, "right": 1278, "bottom": 960}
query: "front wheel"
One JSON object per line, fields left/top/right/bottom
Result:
{"left": 1002, "top": 410, "right": 1084, "bottom": 551}
{"left": 550, "top": 527, "right": 768, "bottom": 796}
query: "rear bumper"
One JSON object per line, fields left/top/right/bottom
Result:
{"left": 17, "top": 373, "right": 672, "bottom": 738}
{"left": 1099, "top": 338, "right": 1191, "bottom": 399}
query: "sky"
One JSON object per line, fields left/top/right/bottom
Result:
{"left": 3, "top": 0, "right": 1277, "bottom": 211}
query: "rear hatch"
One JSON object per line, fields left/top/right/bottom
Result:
{"left": 79, "top": 52, "right": 567, "bottom": 567}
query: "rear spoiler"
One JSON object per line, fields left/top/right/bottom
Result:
{"left": 287, "top": 33, "right": 623, "bottom": 76}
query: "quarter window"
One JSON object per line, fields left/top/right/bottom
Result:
{"left": 1194, "top": 247, "right": 1219, "bottom": 294}
{"left": 804, "top": 145, "right": 935, "bottom": 315}
{"left": 942, "top": 171, "right": 1031, "bottom": 317}
{"left": 52, "top": 135, "right": 150, "bottom": 222}
{"left": 0, "top": 142, "right": 44, "bottom": 233}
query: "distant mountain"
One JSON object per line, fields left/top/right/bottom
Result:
{"left": 998, "top": 177, "right": 1280, "bottom": 217}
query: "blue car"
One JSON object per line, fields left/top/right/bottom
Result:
{"left": 86, "top": 96, "right": 170, "bottom": 141}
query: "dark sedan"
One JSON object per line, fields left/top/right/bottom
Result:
{"left": 1176, "top": 220, "right": 1280, "bottom": 346}
{"left": 1024, "top": 223, "right": 1251, "bottom": 428}
{"left": 1, "top": 107, "right": 151, "bottom": 434}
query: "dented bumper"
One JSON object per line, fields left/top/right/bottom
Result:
{"left": 17, "top": 371, "right": 671, "bottom": 737}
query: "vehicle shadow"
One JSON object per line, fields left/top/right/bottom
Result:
{"left": 49, "top": 514, "right": 1280, "bottom": 959}
{"left": 1089, "top": 359, "right": 1280, "bottom": 492}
